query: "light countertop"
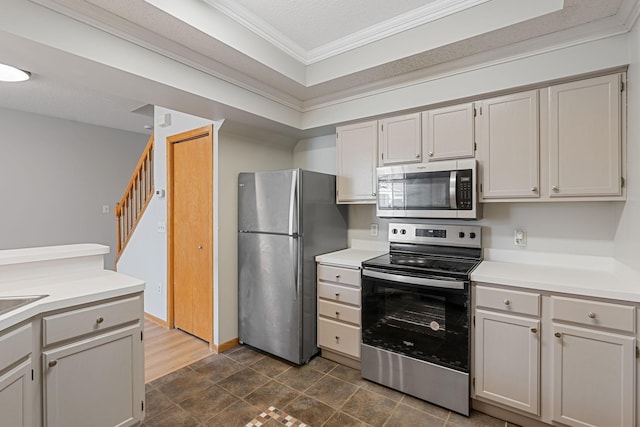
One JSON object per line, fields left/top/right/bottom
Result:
{"left": 472, "top": 249, "right": 640, "bottom": 303}
{"left": 316, "top": 239, "right": 388, "bottom": 268}
{"left": 0, "top": 244, "right": 145, "bottom": 331}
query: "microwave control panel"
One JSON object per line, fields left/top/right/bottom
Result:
{"left": 457, "top": 170, "right": 473, "bottom": 209}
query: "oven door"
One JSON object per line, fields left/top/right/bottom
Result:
{"left": 361, "top": 268, "right": 470, "bottom": 373}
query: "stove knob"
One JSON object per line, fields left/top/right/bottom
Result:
{"left": 469, "top": 232, "right": 476, "bottom": 239}
{"left": 400, "top": 229, "right": 407, "bottom": 235}
{"left": 392, "top": 228, "right": 398, "bottom": 234}
{"left": 458, "top": 232, "right": 465, "bottom": 238}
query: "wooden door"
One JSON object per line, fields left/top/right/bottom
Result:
{"left": 167, "top": 125, "right": 213, "bottom": 344}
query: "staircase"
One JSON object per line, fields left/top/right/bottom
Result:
{"left": 115, "top": 134, "right": 154, "bottom": 262}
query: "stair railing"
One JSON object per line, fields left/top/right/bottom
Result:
{"left": 115, "top": 134, "right": 154, "bottom": 262}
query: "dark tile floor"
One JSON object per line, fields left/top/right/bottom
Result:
{"left": 142, "top": 345, "right": 517, "bottom": 427}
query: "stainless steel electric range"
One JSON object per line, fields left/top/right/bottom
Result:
{"left": 361, "top": 222, "right": 482, "bottom": 416}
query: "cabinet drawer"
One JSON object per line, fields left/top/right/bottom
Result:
{"left": 318, "top": 318, "right": 360, "bottom": 358}
{"left": 43, "top": 295, "right": 142, "bottom": 347}
{"left": 476, "top": 286, "right": 540, "bottom": 316}
{"left": 317, "top": 264, "right": 360, "bottom": 287}
{"left": 318, "top": 282, "right": 360, "bottom": 306}
{"left": 318, "top": 300, "right": 361, "bottom": 325}
{"left": 551, "top": 296, "right": 635, "bottom": 333}
{"left": 0, "top": 323, "right": 32, "bottom": 371}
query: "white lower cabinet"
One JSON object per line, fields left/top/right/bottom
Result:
{"left": 475, "top": 309, "right": 540, "bottom": 415}
{"left": 0, "top": 323, "right": 33, "bottom": 427}
{"left": 317, "top": 262, "right": 362, "bottom": 365}
{"left": 41, "top": 295, "right": 144, "bottom": 427}
{"left": 474, "top": 284, "right": 637, "bottom": 427}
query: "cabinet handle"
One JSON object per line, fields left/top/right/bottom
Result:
{"left": 531, "top": 187, "right": 537, "bottom": 192}
{"left": 552, "top": 186, "right": 559, "bottom": 192}
{"left": 588, "top": 312, "right": 597, "bottom": 319}
{"left": 531, "top": 328, "right": 538, "bottom": 334}
{"left": 503, "top": 299, "right": 511, "bottom": 306}
{"left": 335, "top": 293, "right": 340, "bottom": 298}
{"left": 335, "top": 274, "right": 341, "bottom": 279}
{"left": 96, "top": 317, "right": 104, "bottom": 324}
{"left": 335, "top": 311, "right": 340, "bottom": 317}
{"left": 428, "top": 152, "right": 434, "bottom": 157}
{"left": 48, "top": 360, "right": 58, "bottom": 368}
{"left": 372, "top": 192, "right": 376, "bottom": 197}
{"left": 554, "top": 332, "right": 562, "bottom": 338}
{"left": 415, "top": 154, "right": 420, "bottom": 158}
{"left": 335, "top": 336, "right": 340, "bottom": 343}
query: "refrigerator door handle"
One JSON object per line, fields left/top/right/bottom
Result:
{"left": 288, "top": 170, "right": 297, "bottom": 235}
{"left": 290, "top": 237, "right": 298, "bottom": 300}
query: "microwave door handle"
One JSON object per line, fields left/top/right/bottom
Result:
{"left": 449, "top": 171, "right": 457, "bottom": 209}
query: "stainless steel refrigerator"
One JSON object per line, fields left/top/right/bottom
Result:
{"left": 238, "top": 169, "right": 348, "bottom": 364}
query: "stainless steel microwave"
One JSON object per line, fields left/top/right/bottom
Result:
{"left": 376, "top": 159, "right": 480, "bottom": 219}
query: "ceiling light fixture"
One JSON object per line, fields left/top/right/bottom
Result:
{"left": 0, "top": 63, "right": 31, "bottom": 82}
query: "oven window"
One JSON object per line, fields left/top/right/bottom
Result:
{"left": 362, "top": 273, "right": 469, "bottom": 372}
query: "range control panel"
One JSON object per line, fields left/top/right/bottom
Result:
{"left": 388, "top": 223, "right": 482, "bottom": 248}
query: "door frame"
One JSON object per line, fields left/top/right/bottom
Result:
{"left": 166, "top": 124, "right": 214, "bottom": 345}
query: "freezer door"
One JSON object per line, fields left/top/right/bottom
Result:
{"left": 238, "top": 170, "right": 298, "bottom": 234}
{"left": 238, "top": 232, "right": 302, "bottom": 363}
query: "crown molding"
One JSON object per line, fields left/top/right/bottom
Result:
{"left": 201, "top": 0, "right": 489, "bottom": 65}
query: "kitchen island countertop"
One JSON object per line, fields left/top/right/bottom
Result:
{"left": 0, "top": 244, "right": 144, "bottom": 331}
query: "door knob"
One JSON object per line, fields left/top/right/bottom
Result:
{"left": 197, "top": 245, "right": 203, "bottom": 250}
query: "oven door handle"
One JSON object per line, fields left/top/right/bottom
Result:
{"left": 362, "top": 269, "right": 465, "bottom": 290}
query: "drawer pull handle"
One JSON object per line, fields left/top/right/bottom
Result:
{"left": 335, "top": 311, "right": 340, "bottom": 317}
{"left": 48, "top": 360, "right": 58, "bottom": 368}
{"left": 335, "top": 336, "right": 340, "bottom": 342}
{"left": 335, "top": 274, "right": 341, "bottom": 279}
{"left": 588, "top": 312, "right": 596, "bottom": 319}
{"left": 335, "top": 293, "right": 340, "bottom": 298}
{"left": 503, "top": 299, "right": 511, "bottom": 306}
{"left": 554, "top": 332, "right": 562, "bottom": 338}
{"left": 531, "top": 328, "right": 538, "bottom": 334}
{"left": 96, "top": 317, "right": 104, "bottom": 324}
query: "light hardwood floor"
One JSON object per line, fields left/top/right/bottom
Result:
{"left": 144, "top": 317, "right": 214, "bottom": 383}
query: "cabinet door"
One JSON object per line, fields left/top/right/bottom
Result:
{"left": 336, "top": 121, "right": 378, "bottom": 203}
{"left": 552, "top": 324, "right": 634, "bottom": 427}
{"left": 547, "top": 74, "right": 622, "bottom": 197}
{"left": 0, "top": 359, "right": 33, "bottom": 427}
{"left": 477, "top": 91, "right": 539, "bottom": 200}
{"left": 423, "top": 102, "right": 475, "bottom": 161}
{"left": 43, "top": 325, "right": 144, "bottom": 427}
{"left": 474, "top": 310, "right": 540, "bottom": 415}
{"left": 379, "top": 113, "right": 421, "bottom": 165}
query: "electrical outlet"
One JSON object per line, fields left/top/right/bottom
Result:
{"left": 156, "top": 283, "right": 162, "bottom": 295}
{"left": 370, "top": 223, "right": 379, "bottom": 237}
{"left": 102, "top": 205, "right": 110, "bottom": 214}
{"left": 514, "top": 229, "right": 527, "bottom": 247}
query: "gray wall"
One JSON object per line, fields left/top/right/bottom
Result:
{"left": 0, "top": 107, "right": 149, "bottom": 268}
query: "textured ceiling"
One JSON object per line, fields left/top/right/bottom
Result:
{"left": 0, "top": 0, "right": 634, "bottom": 136}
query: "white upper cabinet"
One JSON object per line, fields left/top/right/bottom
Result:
{"left": 477, "top": 90, "right": 539, "bottom": 200}
{"left": 546, "top": 74, "right": 623, "bottom": 198}
{"left": 422, "top": 102, "right": 475, "bottom": 161}
{"left": 378, "top": 113, "right": 421, "bottom": 165}
{"left": 336, "top": 120, "right": 378, "bottom": 204}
